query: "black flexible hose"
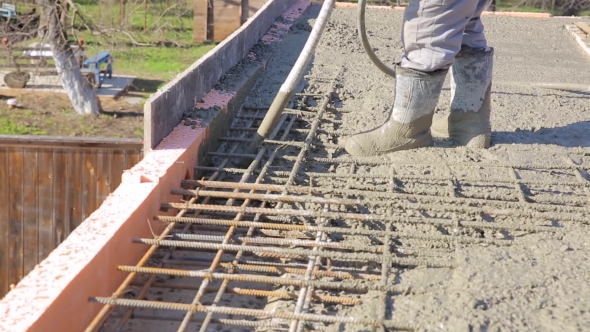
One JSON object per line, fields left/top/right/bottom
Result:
{"left": 358, "top": 0, "right": 396, "bottom": 77}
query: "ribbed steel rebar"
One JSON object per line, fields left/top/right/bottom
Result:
{"left": 280, "top": 154, "right": 590, "bottom": 170}
{"left": 161, "top": 202, "right": 561, "bottom": 232}
{"left": 117, "top": 266, "right": 409, "bottom": 293}
{"left": 182, "top": 179, "right": 588, "bottom": 216}
{"left": 133, "top": 238, "right": 456, "bottom": 268}
{"left": 89, "top": 297, "right": 415, "bottom": 330}
{"left": 169, "top": 189, "right": 559, "bottom": 232}
{"left": 154, "top": 216, "right": 513, "bottom": 246}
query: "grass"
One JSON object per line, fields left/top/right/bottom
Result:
{"left": 71, "top": 1, "right": 216, "bottom": 90}
{"left": 13, "top": 1, "right": 216, "bottom": 94}
{"left": 0, "top": 116, "right": 47, "bottom": 135}
{"left": 496, "top": 4, "right": 560, "bottom": 15}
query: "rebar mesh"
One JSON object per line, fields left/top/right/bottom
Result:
{"left": 86, "top": 69, "right": 588, "bottom": 332}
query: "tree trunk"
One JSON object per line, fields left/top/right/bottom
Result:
{"left": 119, "top": 0, "right": 125, "bottom": 26}
{"left": 42, "top": 0, "right": 101, "bottom": 115}
{"left": 36, "top": 0, "right": 48, "bottom": 39}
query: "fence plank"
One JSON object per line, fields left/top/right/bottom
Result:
{"left": 37, "top": 150, "right": 54, "bottom": 262}
{"left": 68, "top": 152, "right": 83, "bottom": 230}
{"left": 8, "top": 148, "right": 24, "bottom": 287}
{"left": 125, "top": 150, "right": 139, "bottom": 170}
{"left": 0, "top": 147, "right": 9, "bottom": 295}
{"left": 213, "top": 0, "right": 242, "bottom": 41}
{"left": 110, "top": 150, "right": 125, "bottom": 192}
{"left": 82, "top": 151, "right": 98, "bottom": 220}
{"left": 22, "top": 150, "right": 39, "bottom": 276}
{"left": 96, "top": 150, "right": 111, "bottom": 204}
{"left": 53, "top": 150, "right": 68, "bottom": 246}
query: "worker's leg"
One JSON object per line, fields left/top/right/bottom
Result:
{"left": 461, "top": 0, "right": 490, "bottom": 49}
{"left": 344, "top": 0, "right": 479, "bottom": 157}
{"left": 441, "top": 46, "right": 494, "bottom": 148}
{"left": 400, "top": 0, "right": 481, "bottom": 71}
{"left": 446, "top": 0, "right": 494, "bottom": 148}
{"left": 344, "top": 67, "right": 447, "bottom": 157}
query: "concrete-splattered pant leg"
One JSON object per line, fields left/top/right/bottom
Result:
{"left": 462, "top": 0, "right": 492, "bottom": 48}
{"left": 400, "top": 0, "right": 491, "bottom": 71}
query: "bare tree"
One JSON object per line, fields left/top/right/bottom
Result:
{"left": 561, "top": 0, "right": 590, "bottom": 15}
{"left": 511, "top": 0, "right": 590, "bottom": 15}
{"left": 38, "top": 0, "right": 101, "bottom": 115}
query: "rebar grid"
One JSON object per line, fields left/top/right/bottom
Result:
{"left": 89, "top": 68, "right": 589, "bottom": 332}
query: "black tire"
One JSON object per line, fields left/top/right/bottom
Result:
{"left": 4, "top": 72, "right": 30, "bottom": 89}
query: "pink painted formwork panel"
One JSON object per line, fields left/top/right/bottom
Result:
{"left": 0, "top": 1, "right": 313, "bottom": 332}
{"left": 0, "top": 181, "right": 160, "bottom": 332}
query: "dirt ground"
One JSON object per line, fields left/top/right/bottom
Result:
{"left": 0, "top": 92, "right": 143, "bottom": 138}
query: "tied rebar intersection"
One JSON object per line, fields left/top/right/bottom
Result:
{"left": 86, "top": 68, "right": 588, "bottom": 332}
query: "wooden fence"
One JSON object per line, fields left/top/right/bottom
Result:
{"left": 0, "top": 135, "right": 143, "bottom": 298}
{"left": 192, "top": 0, "right": 412, "bottom": 43}
{"left": 193, "top": 0, "right": 270, "bottom": 42}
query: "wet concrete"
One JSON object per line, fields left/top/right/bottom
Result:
{"left": 307, "top": 7, "right": 590, "bottom": 332}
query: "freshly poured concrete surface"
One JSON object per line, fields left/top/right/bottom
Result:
{"left": 309, "top": 8, "right": 590, "bottom": 331}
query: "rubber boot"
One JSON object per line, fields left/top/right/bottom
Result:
{"left": 344, "top": 67, "right": 448, "bottom": 157}
{"left": 431, "top": 47, "right": 494, "bottom": 148}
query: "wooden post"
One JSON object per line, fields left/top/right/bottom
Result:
{"left": 212, "top": 0, "right": 240, "bottom": 42}
{"left": 193, "top": 0, "right": 208, "bottom": 43}
{"left": 119, "top": 0, "right": 125, "bottom": 26}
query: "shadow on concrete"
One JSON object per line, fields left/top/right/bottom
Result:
{"left": 492, "top": 121, "right": 590, "bottom": 147}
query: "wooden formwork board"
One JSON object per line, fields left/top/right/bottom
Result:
{"left": 576, "top": 22, "right": 590, "bottom": 36}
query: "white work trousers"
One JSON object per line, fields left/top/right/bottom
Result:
{"left": 400, "top": 0, "right": 491, "bottom": 71}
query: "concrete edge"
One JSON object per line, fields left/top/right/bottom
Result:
{"left": 317, "top": 2, "right": 555, "bottom": 18}
{"left": 0, "top": 2, "right": 312, "bottom": 331}
{"left": 565, "top": 24, "right": 590, "bottom": 58}
{"left": 143, "top": 0, "right": 300, "bottom": 152}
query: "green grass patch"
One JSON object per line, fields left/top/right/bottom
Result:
{"left": 91, "top": 44, "right": 214, "bottom": 81}
{"left": 496, "top": 4, "right": 558, "bottom": 15}
{"left": 12, "top": 1, "right": 217, "bottom": 97}
{"left": 0, "top": 117, "right": 47, "bottom": 135}
{"left": 68, "top": 2, "right": 216, "bottom": 87}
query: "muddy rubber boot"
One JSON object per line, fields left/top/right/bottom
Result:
{"left": 432, "top": 47, "right": 494, "bottom": 147}
{"left": 344, "top": 67, "right": 448, "bottom": 157}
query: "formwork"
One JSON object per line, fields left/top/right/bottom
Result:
{"left": 2, "top": 2, "right": 590, "bottom": 332}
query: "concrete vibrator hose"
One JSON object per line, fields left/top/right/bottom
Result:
{"left": 357, "top": 0, "right": 396, "bottom": 77}
{"left": 241, "top": 0, "right": 396, "bottom": 164}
